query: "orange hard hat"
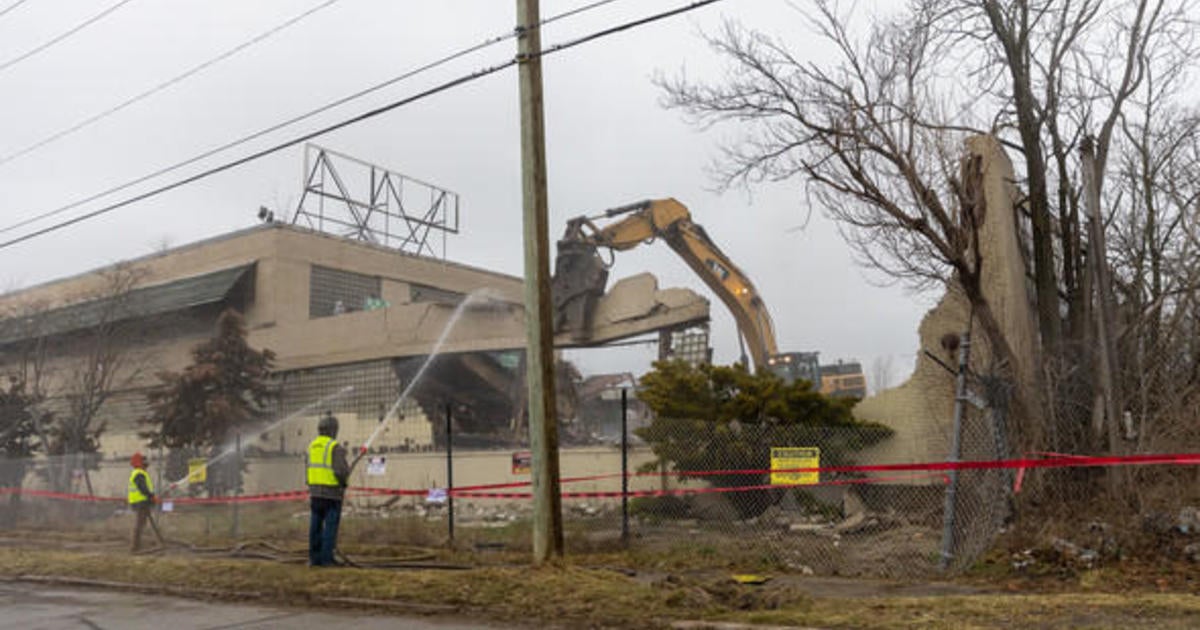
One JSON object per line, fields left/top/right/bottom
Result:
{"left": 130, "top": 452, "right": 146, "bottom": 468}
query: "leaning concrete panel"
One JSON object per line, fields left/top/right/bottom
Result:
{"left": 854, "top": 135, "right": 1038, "bottom": 469}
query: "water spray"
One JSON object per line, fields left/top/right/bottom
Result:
{"left": 357, "top": 288, "right": 504, "bottom": 458}
{"left": 163, "top": 384, "right": 356, "bottom": 496}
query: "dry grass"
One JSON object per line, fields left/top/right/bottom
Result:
{"left": 0, "top": 547, "right": 742, "bottom": 628}
{"left": 742, "top": 592, "right": 1200, "bottom": 629}
{"left": 2, "top": 546, "right": 1200, "bottom": 629}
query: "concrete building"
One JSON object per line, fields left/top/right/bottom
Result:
{"left": 0, "top": 222, "right": 710, "bottom": 464}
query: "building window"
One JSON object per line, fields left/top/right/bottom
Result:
{"left": 309, "top": 265, "right": 382, "bottom": 318}
{"left": 410, "top": 283, "right": 463, "bottom": 304}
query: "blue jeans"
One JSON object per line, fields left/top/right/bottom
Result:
{"left": 309, "top": 497, "right": 342, "bottom": 566}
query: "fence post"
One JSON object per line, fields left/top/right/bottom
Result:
{"left": 155, "top": 447, "right": 163, "bottom": 500}
{"left": 446, "top": 402, "right": 454, "bottom": 545}
{"left": 939, "top": 331, "right": 971, "bottom": 571}
{"left": 232, "top": 432, "right": 241, "bottom": 541}
{"left": 621, "top": 388, "right": 630, "bottom": 546}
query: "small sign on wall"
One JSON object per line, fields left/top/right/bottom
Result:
{"left": 366, "top": 456, "right": 386, "bottom": 476}
{"left": 511, "top": 451, "right": 531, "bottom": 475}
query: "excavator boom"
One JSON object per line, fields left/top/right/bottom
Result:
{"left": 552, "top": 198, "right": 780, "bottom": 371}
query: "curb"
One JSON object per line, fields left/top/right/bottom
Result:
{"left": 2, "top": 574, "right": 461, "bottom": 615}
{"left": 672, "top": 619, "right": 830, "bottom": 624}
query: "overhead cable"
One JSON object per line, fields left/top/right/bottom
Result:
{"left": 0, "top": 0, "right": 30, "bottom": 20}
{"left": 0, "top": 0, "right": 727, "bottom": 251}
{"left": 0, "top": 0, "right": 625, "bottom": 237}
{"left": 0, "top": 0, "right": 137, "bottom": 76}
{"left": 0, "top": 0, "right": 343, "bottom": 167}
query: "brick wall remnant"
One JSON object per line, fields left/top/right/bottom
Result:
{"left": 854, "top": 135, "right": 1039, "bottom": 467}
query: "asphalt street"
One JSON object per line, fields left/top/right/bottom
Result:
{"left": 0, "top": 582, "right": 514, "bottom": 629}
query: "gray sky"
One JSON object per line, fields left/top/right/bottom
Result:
{"left": 0, "top": 0, "right": 928, "bottom": 386}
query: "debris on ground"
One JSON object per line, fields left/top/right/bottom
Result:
{"left": 1050, "top": 537, "right": 1099, "bottom": 569}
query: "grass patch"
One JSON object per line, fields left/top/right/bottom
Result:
{"left": 2, "top": 546, "right": 1200, "bottom": 629}
{"left": 0, "top": 547, "right": 793, "bottom": 628}
{"left": 740, "top": 592, "right": 1200, "bottom": 630}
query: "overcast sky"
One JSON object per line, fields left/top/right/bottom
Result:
{"left": 0, "top": 0, "right": 930, "bottom": 388}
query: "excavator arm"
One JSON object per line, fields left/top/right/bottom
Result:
{"left": 552, "top": 198, "right": 780, "bottom": 371}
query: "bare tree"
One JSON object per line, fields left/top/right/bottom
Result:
{"left": 656, "top": 0, "right": 1199, "bottom": 455}
{"left": 47, "top": 264, "right": 148, "bottom": 493}
{"left": 1106, "top": 78, "right": 1200, "bottom": 463}
{"left": 657, "top": 7, "right": 1025, "bottom": 430}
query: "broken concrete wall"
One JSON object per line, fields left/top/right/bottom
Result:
{"left": 854, "top": 135, "right": 1039, "bottom": 468}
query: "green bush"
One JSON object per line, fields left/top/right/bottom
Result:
{"left": 635, "top": 361, "right": 892, "bottom": 519}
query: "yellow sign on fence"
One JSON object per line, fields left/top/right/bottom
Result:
{"left": 770, "top": 447, "right": 819, "bottom": 486}
{"left": 187, "top": 458, "right": 207, "bottom": 484}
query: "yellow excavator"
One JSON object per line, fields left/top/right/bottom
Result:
{"left": 551, "top": 198, "right": 832, "bottom": 388}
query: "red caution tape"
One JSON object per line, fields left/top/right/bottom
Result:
{"left": 171, "top": 491, "right": 309, "bottom": 505}
{"left": 453, "top": 472, "right": 950, "bottom": 499}
{"left": 2, "top": 452, "right": 1198, "bottom": 504}
{"left": 0, "top": 487, "right": 124, "bottom": 503}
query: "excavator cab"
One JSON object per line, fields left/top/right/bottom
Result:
{"left": 766, "top": 351, "right": 822, "bottom": 388}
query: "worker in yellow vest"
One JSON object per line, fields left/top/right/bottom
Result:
{"left": 128, "top": 452, "right": 155, "bottom": 552}
{"left": 307, "top": 411, "right": 350, "bottom": 566}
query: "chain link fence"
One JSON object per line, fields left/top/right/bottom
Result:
{"left": 0, "top": 389, "right": 1016, "bottom": 578}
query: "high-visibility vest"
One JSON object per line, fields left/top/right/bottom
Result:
{"left": 128, "top": 468, "right": 153, "bottom": 505}
{"left": 307, "top": 436, "right": 340, "bottom": 487}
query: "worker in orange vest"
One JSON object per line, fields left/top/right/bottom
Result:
{"left": 128, "top": 452, "right": 156, "bottom": 552}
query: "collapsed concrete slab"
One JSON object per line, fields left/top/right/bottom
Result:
{"left": 583, "top": 273, "right": 709, "bottom": 344}
{"left": 265, "top": 271, "right": 707, "bottom": 371}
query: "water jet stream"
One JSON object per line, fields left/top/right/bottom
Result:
{"left": 358, "top": 288, "right": 504, "bottom": 456}
{"left": 163, "top": 384, "right": 355, "bottom": 494}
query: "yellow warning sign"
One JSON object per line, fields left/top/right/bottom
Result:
{"left": 770, "top": 447, "right": 819, "bottom": 486}
{"left": 187, "top": 458, "right": 207, "bottom": 484}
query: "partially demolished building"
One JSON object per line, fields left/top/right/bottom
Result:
{"left": 0, "top": 221, "right": 710, "bottom": 462}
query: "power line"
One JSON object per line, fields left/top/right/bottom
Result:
{"left": 0, "top": 0, "right": 31, "bottom": 20}
{"left": 0, "top": 0, "right": 727, "bottom": 251}
{"left": 0, "top": 61, "right": 516, "bottom": 251}
{"left": 0, "top": 0, "right": 342, "bottom": 167}
{"left": 0, "top": 0, "right": 623, "bottom": 171}
{"left": 541, "top": 0, "right": 624, "bottom": 26}
{"left": 0, "top": 0, "right": 136, "bottom": 76}
{"left": 0, "top": 0, "right": 625, "bottom": 237}
{"left": 541, "top": 0, "right": 722, "bottom": 56}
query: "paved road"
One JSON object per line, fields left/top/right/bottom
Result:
{"left": 0, "top": 582, "right": 515, "bottom": 630}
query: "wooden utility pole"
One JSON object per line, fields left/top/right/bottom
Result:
{"left": 515, "top": 0, "right": 564, "bottom": 562}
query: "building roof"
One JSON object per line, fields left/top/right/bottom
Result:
{"left": 0, "top": 222, "right": 521, "bottom": 305}
{"left": 0, "top": 264, "right": 253, "bottom": 345}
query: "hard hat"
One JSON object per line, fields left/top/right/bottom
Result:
{"left": 318, "top": 412, "right": 339, "bottom": 438}
{"left": 130, "top": 452, "right": 146, "bottom": 468}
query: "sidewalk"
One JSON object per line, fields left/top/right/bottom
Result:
{"left": 0, "top": 581, "right": 519, "bottom": 630}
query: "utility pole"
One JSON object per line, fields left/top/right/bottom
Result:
{"left": 515, "top": 0, "right": 564, "bottom": 562}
